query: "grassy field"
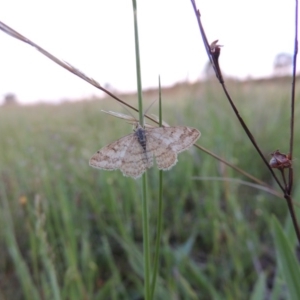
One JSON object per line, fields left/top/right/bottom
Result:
{"left": 1, "top": 78, "right": 300, "bottom": 299}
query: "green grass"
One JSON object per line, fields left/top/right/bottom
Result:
{"left": 1, "top": 78, "right": 300, "bottom": 299}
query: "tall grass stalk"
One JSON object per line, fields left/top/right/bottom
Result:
{"left": 132, "top": 1, "right": 151, "bottom": 299}
{"left": 150, "top": 77, "right": 164, "bottom": 299}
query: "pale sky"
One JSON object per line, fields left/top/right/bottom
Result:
{"left": 0, "top": 0, "right": 297, "bottom": 104}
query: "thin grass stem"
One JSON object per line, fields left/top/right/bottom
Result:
{"left": 150, "top": 77, "right": 163, "bottom": 299}
{"left": 192, "top": 176, "right": 283, "bottom": 199}
{"left": 141, "top": 175, "right": 150, "bottom": 299}
{"left": 132, "top": 1, "right": 151, "bottom": 299}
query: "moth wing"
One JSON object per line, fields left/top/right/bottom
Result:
{"left": 89, "top": 133, "right": 135, "bottom": 170}
{"left": 146, "top": 127, "right": 200, "bottom": 170}
{"left": 120, "top": 137, "right": 154, "bottom": 178}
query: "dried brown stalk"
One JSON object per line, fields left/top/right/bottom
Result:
{"left": 189, "top": 0, "right": 300, "bottom": 243}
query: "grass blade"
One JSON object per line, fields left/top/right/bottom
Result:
{"left": 151, "top": 77, "right": 164, "bottom": 299}
{"left": 132, "top": 1, "right": 151, "bottom": 299}
{"left": 272, "top": 216, "right": 300, "bottom": 300}
{"left": 249, "top": 273, "right": 266, "bottom": 300}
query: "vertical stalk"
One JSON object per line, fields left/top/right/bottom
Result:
{"left": 288, "top": 0, "right": 298, "bottom": 194}
{"left": 132, "top": 0, "right": 144, "bottom": 125}
{"left": 141, "top": 175, "right": 150, "bottom": 300}
{"left": 132, "top": 1, "right": 150, "bottom": 299}
{"left": 150, "top": 77, "right": 163, "bottom": 299}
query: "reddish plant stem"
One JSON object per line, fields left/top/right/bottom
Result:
{"left": 190, "top": 0, "right": 300, "bottom": 244}
{"left": 220, "top": 84, "right": 285, "bottom": 193}
{"left": 189, "top": 0, "right": 285, "bottom": 192}
{"left": 285, "top": 194, "right": 300, "bottom": 243}
{"left": 288, "top": 0, "right": 298, "bottom": 194}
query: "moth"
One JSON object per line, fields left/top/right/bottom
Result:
{"left": 89, "top": 119, "right": 200, "bottom": 179}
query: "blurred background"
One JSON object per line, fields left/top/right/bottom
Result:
{"left": 0, "top": 0, "right": 297, "bottom": 104}
{"left": 1, "top": 1, "right": 300, "bottom": 299}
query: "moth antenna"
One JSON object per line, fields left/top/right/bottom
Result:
{"left": 117, "top": 102, "right": 138, "bottom": 122}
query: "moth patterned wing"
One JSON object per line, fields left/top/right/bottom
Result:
{"left": 146, "top": 127, "right": 201, "bottom": 170}
{"left": 120, "top": 132, "right": 154, "bottom": 179}
{"left": 89, "top": 133, "right": 136, "bottom": 171}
